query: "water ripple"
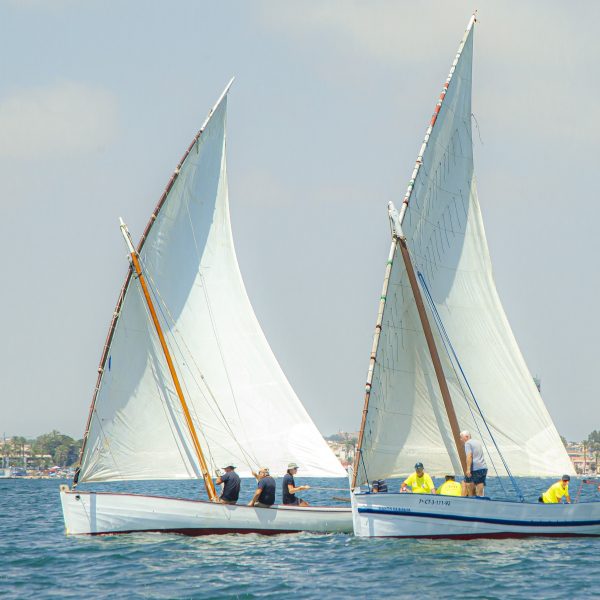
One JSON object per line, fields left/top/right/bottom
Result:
{"left": 1, "top": 479, "right": 598, "bottom": 599}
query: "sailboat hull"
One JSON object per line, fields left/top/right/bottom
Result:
{"left": 60, "top": 488, "right": 352, "bottom": 536}
{"left": 351, "top": 492, "right": 600, "bottom": 538}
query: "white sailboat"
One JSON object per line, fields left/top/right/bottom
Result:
{"left": 60, "top": 82, "right": 351, "bottom": 536}
{"left": 350, "top": 15, "right": 600, "bottom": 538}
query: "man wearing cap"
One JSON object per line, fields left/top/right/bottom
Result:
{"left": 215, "top": 465, "right": 240, "bottom": 504}
{"left": 436, "top": 475, "right": 463, "bottom": 497}
{"left": 401, "top": 463, "right": 436, "bottom": 494}
{"left": 248, "top": 467, "right": 276, "bottom": 508}
{"left": 460, "top": 430, "right": 488, "bottom": 497}
{"left": 282, "top": 463, "right": 310, "bottom": 506}
{"left": 539, "top": 475, "right": 571, "bottom": 504}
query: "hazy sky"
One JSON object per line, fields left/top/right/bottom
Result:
{"left": 1, "top": 1, "right": 598, "bottom": 442}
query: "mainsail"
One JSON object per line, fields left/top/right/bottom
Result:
{"left": 356, "top": 19, "right": 573, "bottom": 484}
{"left": 77, "top": 85, "right": 344, "bottom": 482}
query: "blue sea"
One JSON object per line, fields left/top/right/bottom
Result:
{"left": 1, "top": 477, "right": 598, "bottom": 599}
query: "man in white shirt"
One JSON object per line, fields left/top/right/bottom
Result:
{"left": 460, "top": 430, "right": 488, "bottom": 497}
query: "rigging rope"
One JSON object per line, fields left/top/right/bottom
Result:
{"left": 182, "top": 189, "right": 260, "bottom": 470}
{"left": 417, "top": 271, "right": 524, "bottom": 502}
{"left": 139, "top": 257, "right": 259, "bottom": 471}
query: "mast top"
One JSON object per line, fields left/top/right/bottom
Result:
{"left": 119, "top": 218, "right": 136, "bottom": 255}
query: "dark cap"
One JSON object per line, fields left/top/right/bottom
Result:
{"left": 223, "top": 465, "right": 236, "bottom": 470}
{"left": 415, "top": 462, "right": 424, "bottom": 470}
{"left": 561, "top": 474, "right": 571, "bottom": 481}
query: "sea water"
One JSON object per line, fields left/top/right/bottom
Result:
{"left": 1, "top": 477, "right": 598, "bottom": 599}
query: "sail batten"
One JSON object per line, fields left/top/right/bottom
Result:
{"left": 356, "top": 17, "right": 572, "bottom": 485}
{"left": 77, "top": 85, "right": 344, "bottom": 483}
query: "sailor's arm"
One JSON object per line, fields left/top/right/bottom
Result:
{"left": 288, "top": 483, "right": 310, "bottom": 494}
{"left": 248, "top": 488, "right": 262, "bottom": 506}
{"left": 427, "top": 475, "right": 436, "bottom": 494}
{"left": 466, "top": 453, "right": 473, "bottom": 477}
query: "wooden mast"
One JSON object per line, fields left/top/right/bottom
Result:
{"left": 396, "top": 232, "right": 467, "bottom": 475}
{"left": 119, "top": 219, "right": 218, "bottom": 501}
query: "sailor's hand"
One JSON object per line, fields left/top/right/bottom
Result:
{"left": 248, "top": 501, "right": 255, "bottom": 506}
{"left": 303, "top": 485, "right": 310, "bottom": 490}
{"left": 466, "top": 470, "right": 471, "bottom": 477}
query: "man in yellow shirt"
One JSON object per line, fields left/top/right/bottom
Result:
{"left": 436, "top": 475, "right": 463, "bottom": 497}
{"left": 539, "top": 475, "right": 571, "bottom": 504}
{"left": 401, "top": 462, "right": 436, "bottom": 494}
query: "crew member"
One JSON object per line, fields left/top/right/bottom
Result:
{"left": 460, "top": 430, "right": 488, "bottom": 497}
{"left": 401, "top": 462, "right": 436, "bottom": 494}
{"left": 371, "top": 479, "right": 388, "bottom": 493}
{"left": 248, "top": 467, "right": 276, "bottom": 508}
{"left": 283, "top": 462, "right": 310, "bottom": 506}
{"left": 436, "top": 475, "right": 462, "bottom": 497}
{"left": 539, "top": 475, "right": 571, "bottom": 504}
{"left": 215, "top": 464, "right": 240, "bottom": 504}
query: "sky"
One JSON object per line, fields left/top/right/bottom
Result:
{"left": 0, "top": 1, "right": 598, "bottom": 442}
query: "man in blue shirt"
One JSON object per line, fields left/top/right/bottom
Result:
{"left": 248, "top": 467, "right": 276, "bottom": 508}
{"left": 215, "top": 464, "right": 240, "bottom": 504}
{"left": 282, "top": 462, "right": 310, "bottom": 506}
{"left": 371, "top": 479, "right": 388, "bottom": 493}
{"left": 460, "top": 430, "right": 488, "bottom": 497}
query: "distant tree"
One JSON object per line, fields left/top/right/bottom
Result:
{"left": 588, "top": 431, "right": 600, "bottom": 474}
{"left": 32, "top": 431, "right": 81, "bottom": 467}
{"left": 560, "top": 435, "right": 568, "bottom": 447}
{"left": 10, "top": 436, "right": 27, "bottom": 467}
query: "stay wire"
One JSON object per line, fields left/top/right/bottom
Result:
{"left": 138, "top": 256, "right": 259, "bottom": 472}
{"left": 417, "top": 271, "right": 524, "bottom": 501}
{"left": 416, "top": 271, "right": 506, "bottom": 492}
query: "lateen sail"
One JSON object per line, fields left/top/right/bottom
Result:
{"left": 78, "top": 89, "right": 345, "bottom": 482}
{"left": 358, "top": 24, "right": 573, "bottom": 483}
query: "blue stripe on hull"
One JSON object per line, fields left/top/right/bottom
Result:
{"left": 357, "top": 507, "right": 600, "bottom": 528}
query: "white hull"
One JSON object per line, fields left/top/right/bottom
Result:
{"left": 351, "top": 492, "right": 600, "bottom": 538}
{"left": 60, "top": 488, "right": 352, "bottom": 536}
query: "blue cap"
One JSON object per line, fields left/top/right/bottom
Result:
{"left": 415, "top": 462, "right": 424, "bottom": 470}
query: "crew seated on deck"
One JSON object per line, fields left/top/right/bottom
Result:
{"left": 248, "top": 467, "right": 276, "bottom": 508}
{"left": 400, "top": 462, "right": 436, "bottom": 494}
{"left": 436, "top": 475, "right": 463, "bottom": 497}
{"left": 539, "top": 475, "right": 571, "bottom": 504}
{"left": 371, "top": 479, "right": 388, "bottom": 493}
{"left": 215, "top": 464, "right": 240, "bottom": 504}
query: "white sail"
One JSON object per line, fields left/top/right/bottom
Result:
{"left": 358, "top": 23, "right": 573, "bottom": 483}
{"left": 78, "top": 88, "right": 345, "bottom": 482}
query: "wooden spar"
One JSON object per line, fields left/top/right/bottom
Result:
{"left": 397, "top": 235, "right": 467, "bottom": 475}
{"left": 120, "top": 220, "right": 218, "bottom": 501}
{"left": 351, "top": 240, "right": 396, "bottom": 489}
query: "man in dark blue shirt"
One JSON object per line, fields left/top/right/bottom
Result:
{"left": 248, "top": 467, "right": 276, "bottom": 508}
{"left": 215, "top": 465, "right": 240, "bottom": 504}
{"left": 371, "top": 479, "right": 388, "bottom": 493}
{"left": 282, "top": 462, "right": 310, "bottom": 506}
